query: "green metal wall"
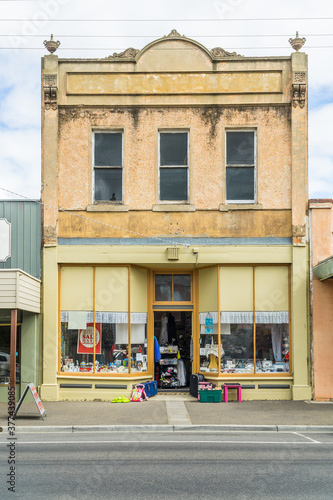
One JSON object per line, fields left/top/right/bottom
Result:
{"left": 0, "top": 200, "right": 41, "bottom": 279}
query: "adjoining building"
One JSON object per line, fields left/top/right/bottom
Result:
{"left": 41, "top": 31, "right": 311, "bottom": 401}
{"left": 0, "top": 200, "right": 41, "bottom": 402}
{"left": 310, "top": 199, "right": 333, "bottom": 400}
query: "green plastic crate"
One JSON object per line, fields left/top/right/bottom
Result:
{"left": 198, "top": 389, "right": 222, "bottom": 403}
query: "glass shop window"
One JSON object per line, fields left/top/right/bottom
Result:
{"left": 220, "top": 267, "right": 254, "bottom": 373}
{"left": 199, "top": 312, "right": 219, "bottom": 374}
{"left": 155, "top": 274, "right": 191, "bottom": 302}
{"left": 255, "top": 266, "right": 290, "bottom": 373}
{"left": 226, "top": 130, "right": 256, "bottom": 203}
{"left": 0, "top": 325, "right": 21, "bottom": 384}
{"left": 159, "top": 131, "right": 189, "bottom": 202}
{"left": 94, "top": 131, "right": 123, "bottom": 202}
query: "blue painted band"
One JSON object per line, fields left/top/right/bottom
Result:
{"left": 58, "top": 237, "right": 292, "bottom": 246}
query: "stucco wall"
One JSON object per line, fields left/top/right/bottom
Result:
{"left": 57, "top": 105, "right": 291, "bottom": 238}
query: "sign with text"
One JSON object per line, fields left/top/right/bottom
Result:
{"left": 12, "top": 383, "right": 46, "bottom": 420}
{"left": 77, "top": 323, "right": 101, "bottom": 354}
{"left": 0, "top": 218, "right": 11, "bottom": 262}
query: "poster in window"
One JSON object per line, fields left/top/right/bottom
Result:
{"left": 77, "top": 323, "right": 101, "bottom": 354}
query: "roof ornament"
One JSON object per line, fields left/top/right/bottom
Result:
{"left": 211, "top": 47, "right": 243, "bottom": 58}
{"left": 110, "top": 47, "right": 139, "bottom": 58}
{"left": 166, "top": 29, "right": 183, "bottom": 37}
{"left": 289, "top": 32, "right": 306, "bottom": 51}
{"left": 43, "top": 34, "right": 60, "bottom": 54}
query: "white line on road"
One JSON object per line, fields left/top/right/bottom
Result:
{"left": 292, "top": 432, "right": 321, "bottom": 444}
{"left": 0, "top": 440, "right": 325, "bottom": 445}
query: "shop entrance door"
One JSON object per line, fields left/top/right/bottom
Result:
{"left": 152, "top": 271, "right": 194, "bottom": 391}
{"left": 154, "top": 311, "right": 192, "bottom": 390}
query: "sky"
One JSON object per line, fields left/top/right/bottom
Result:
{"left": 0, "top": 0, "right": 332, "bottom": 201}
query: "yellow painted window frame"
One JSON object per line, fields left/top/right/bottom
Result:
{"left": 198, "top": 264, "right": 292, "bottom": 378}
{"left": 58, "top": 264, "right": 150, "bottom": 378}
{"left": 153, "top": 270, "right": 193, "bottom": 305}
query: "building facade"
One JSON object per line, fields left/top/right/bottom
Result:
{"left": 41, "top": 31, "right": 311, "bottom": 401}
{"left": 310, "top": 199, "right": 333, "bottom": 400}
{"left": 0, "top": 200, "right": 41, "bottom": 402}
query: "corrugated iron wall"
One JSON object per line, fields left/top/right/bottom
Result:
{"left": 0, "top": 200, "right": 41, "bottom": 279}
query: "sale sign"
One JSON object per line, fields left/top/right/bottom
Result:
{"left": 77, "top": 323, "right": 101, "bottom": 354}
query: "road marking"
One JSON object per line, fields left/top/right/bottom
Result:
{"left": 292, "top": 432, "right": 321, "bottom": 444}
{"left": 0, "top": 440, "right": 326, "bottom": 445}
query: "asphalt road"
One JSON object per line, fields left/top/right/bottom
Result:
{"left": 1, "top": 431, "right": 333, "bottom": 500}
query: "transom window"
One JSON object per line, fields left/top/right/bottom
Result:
{"left": 155, "top": 273, "right": 192, "bottom": 302}
{"left": 93, "top": 131, "right": 123, "bottom": 202}
{"left": 159, "top": 131, "right": 189, "bottom": 202}
{"left": 226, "top": 130, "right": 256, "bottom": 203}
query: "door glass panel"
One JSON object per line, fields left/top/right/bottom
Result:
{"left": 173, "top": 275, "right": 191, "bottom": 301}
{"left": 155, "top": 275, "right": 172, "bottom": 301}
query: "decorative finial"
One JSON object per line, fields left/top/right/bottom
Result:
{"left": 289, "top": 31, "right": 306, "bottom": 51}
{"left": 166, "top": 29, "right": 183, "bottom": 37}
{"left": 43, "top": 34, "right": 60, "bottom": 54}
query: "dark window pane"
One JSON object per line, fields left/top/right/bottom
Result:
{"left": 160, "top": 168, "right": 188, "bottom": 201}
{"left": 155, "top": 275, "right": 172, "bottom": 301}
{"left": 226, "top": 167, "right": 255, "bottom": 201}
{"left": 95, "top": 169, "right": 122, "bottom": 201}
{"left": 160, "top": 133, "right": 188, "bottom": 166}
{"left": 95, "top": 133, "right": 122, "bottom": 166}
{"left": 173, "top": 275, "right": 191, "bottom": 301}
{"left": 226, "top": 131, "right": 254, "bottom": 165}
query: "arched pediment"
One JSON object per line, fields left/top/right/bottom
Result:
{"left": 108, "top": 30, "right": 242, "bottom": 71}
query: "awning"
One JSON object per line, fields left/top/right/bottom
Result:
{"left": 313, "top": 255, "right": 333, "bottom": 281}
{"left": 0, "top": 269, "right": 41, "bottom": 313}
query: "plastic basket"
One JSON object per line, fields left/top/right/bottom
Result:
{"left": 198, "top": 389, "right": 222, "bottom": 403}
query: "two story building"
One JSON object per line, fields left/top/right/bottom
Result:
{"left": 41, "top": 31, "right": 311, "bottom": 401}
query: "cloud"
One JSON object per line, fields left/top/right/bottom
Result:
{"left": 0, "top": 0, "right": 333, "bottom": 200}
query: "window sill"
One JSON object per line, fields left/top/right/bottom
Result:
{"left": 152, "top": 204, "right": 196, "bottom": 212}
{"left": 220, "top": 204, "right": 263, "bottom": 211}
{"left": 87, "top": 204, "right": 129, "bottom": 212}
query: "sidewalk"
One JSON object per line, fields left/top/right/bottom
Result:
{"left": 1, "top": 395, "right": 333, "bottom": 432}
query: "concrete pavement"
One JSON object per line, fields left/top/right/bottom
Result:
{"left": 0, "top": 394, "right": 333, "bottom": 432}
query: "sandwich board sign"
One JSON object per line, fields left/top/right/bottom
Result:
{"left": 12, "top": 383, "right": 46, "bottom": 421}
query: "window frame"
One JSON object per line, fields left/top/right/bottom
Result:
{"left": 225, "top": 129, "right": 257, "bottom": 204}
{"left": 153, "top": 272, "right": 193, "bottom": 304}
{"left": 158, "top": 130, "right": 190, "bottom": 204}
{"left": 92, "top": 130, "right": 124, "bottom": 204}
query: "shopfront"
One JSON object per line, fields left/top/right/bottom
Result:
{"left": 55, "top": 262, "right": 295, "bottom": 400}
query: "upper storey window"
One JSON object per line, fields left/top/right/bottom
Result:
{"left": 159, "top": 131, "right": 189, "bottom": 202}
{"left": 93, "top": 132, "right": 123, "bottom": 202}
{"left": 226, "top": 130, "right": 256, "bottom": 203}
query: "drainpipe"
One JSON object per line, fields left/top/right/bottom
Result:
{"left": 308, "top": 207, "right": 314, "bottom": 400}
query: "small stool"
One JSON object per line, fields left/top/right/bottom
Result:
{"left": 222, "top": 383, "right": 242, "bottom": 403}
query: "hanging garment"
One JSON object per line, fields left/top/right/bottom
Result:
{"left": 271, "top": 325, "right": 282, "bottom": 362}
{"left": 177, "top": 359, "right": 187, "bottom": 387}
{"left": 159, "top": 314, "right": 168, "bottom": 345}
{"left": 154, "top": 336, "right": 161, "bottom": 362}
{"left": 167, "top": 313, "right": 177, "bottom": 344}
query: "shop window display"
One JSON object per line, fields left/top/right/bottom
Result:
{"left": 255, "top": 322, "right": 289, "bottom": 373}
{"left": 199, "top": 313, "right": 219, "bottom": 373}
{"left": 220, "top": 322, "right": 254, "bottom": 374}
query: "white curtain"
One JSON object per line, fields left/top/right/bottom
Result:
{"left": 61, "top": 311, "right": 147, "bottom": 324}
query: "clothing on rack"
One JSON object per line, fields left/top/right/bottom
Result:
{"left": 159, "top": 314, "right": 168, "bottom": 345}
{"left": 177, "top": 358, "right": 187, "bottom": 387}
